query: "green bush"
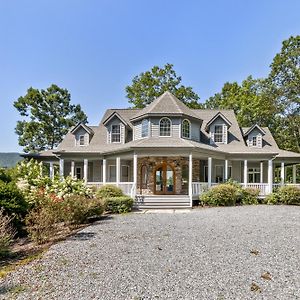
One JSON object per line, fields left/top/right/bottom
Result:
{"left": 266, "top": 186, "right": 300, "bottom": 205}
{"left": 0, "top": 208, "right": 16, "bottom": 257}
{"left": 105, "top": 196, "right": 134, "bottom": 214}
{"left": 241, "top": 187, "right": 259, "bottom": 205}
{"left": 0, "top": 181, "right": 29, "bottom": 233}
{"left": 0, "top": 168, "right": 13, "bottom": 183}
{"left": 200, "top": 184, "right": 239, "bottom": 206}
{"left": 96, "top": 184, "right": 124, "bottom": 199}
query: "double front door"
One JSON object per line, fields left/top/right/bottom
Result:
{"left": 154, "top": 162, "right": 175, "bottom": 194}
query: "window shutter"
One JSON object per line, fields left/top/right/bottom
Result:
{"left": 107, "top": 130, "right": 111, "bottom": 144}
{"left": 257, "top": 134, "right": 262, "bottom": 148}
{"left": 222, "top": 124, "right": 228, "bottom": 144}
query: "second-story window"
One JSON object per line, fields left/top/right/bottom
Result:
{"left": 252, "top": 136, "right": 257, "bottom": 146}
{"left": 111, "top": 125, "right": 121, "bottom": 143}
{"left": 214, "top": 125, "right": 223, "bottom": 143}
{"left": 159, "top": 117, "right": 171, "bottom": 136}
{"left": 141, "top": 119, "right": 148, "bottom": 138}
{"left": 182, "top": 119, "right": 191, "bottom": 139}
{"left": 79, "top": 135, "right": 85, "bottom": 146}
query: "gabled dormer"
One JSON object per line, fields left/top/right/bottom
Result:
{"left": 205, "top": 112, "right": 232, "bottom": 145}
{"left": 103, "top": 111, "right": 131, "bottom": 144}
{"left": 243, "top": 124, "right": 265, "bottom": 148}
{"left": 71, "top": 123, "right": 94, "bottom": 146}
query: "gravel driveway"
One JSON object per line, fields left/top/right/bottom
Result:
{"left": 1, "top": 205, "right": 299, "bottom": 300}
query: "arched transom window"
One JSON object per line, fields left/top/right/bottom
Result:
{"left": 182, "top": 119, "right": 191, "bottom": 139}
{"left": 159, "top": 117, "right": 171, "bottom": 136}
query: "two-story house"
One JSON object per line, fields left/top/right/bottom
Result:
{"left": 27, "top": 91, "right": 300, "bottom": 208}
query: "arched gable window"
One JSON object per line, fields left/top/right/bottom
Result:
{"left": 141, "top": 119, "right": 149, "bottom": 138}
{"left": 182, "top": 119, "right": 191, "bottom": 139}
{"left": 159, "top": 117, "right": 171, "bottom": 137}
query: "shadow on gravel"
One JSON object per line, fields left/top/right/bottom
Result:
{"left": 69, "top": 232, "right": 97, "bottom": 241}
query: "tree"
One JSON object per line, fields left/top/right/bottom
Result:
{"left": 204, "top": 76, "right": 278, "bottom": 128}
{"left": 14, "top": 84, "right": 87, "bottom": 153}
{"left": 126, "top": 63, "right": 202, "bottom": 108}
{"left": 268, "top": 35, "right": 300, "bottom": 152}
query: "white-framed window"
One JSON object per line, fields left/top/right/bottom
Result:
{"left": 79, "top": 135, "right": 85, "bottom": 146}
{"left": 141, "top": 119, "right": 149, "bottom": 138}
{"left": 111, "top": 125, "right": 121, "bottom": 143}
{"left": 108, "top": 165, "right": 116, "bottom": 182}
{"left": 121, "top": 165, "right": 129, "bottom": 182}
{"left": 159, "top": 117, "right": 171, "bottom": 137}
{"left": 248, "top": 168, "right": 260, "bottom": 183}
{"left": 214, "top": 125, "right": 223, "bottom": 143}
{"left": 182, "top": 119, "right": 191, "bottom": 139}
{"left": 75, "top": 167, "right": 82, "bottom": 179}
{"left": 252, "top": 136, "right": 257, "bottom": 146}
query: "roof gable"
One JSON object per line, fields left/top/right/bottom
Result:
{"left": 130, "top": 91, "right": 202, "bottom": 121}
{"left": 205, "top": 112, "right": 232, "bottom": 131}
{"left": 70, "top": 123, "right": 94, "bottom": 135}
{"left": 243, "top": 124, "right": 266, "bottom": 137}
{"left": 102, "top": 111, "right": 131, "bottom": 127}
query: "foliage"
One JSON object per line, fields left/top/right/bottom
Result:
{"left": 0, "top": 208, "right": 16, "bottom": 257}
{"left": 104, "top": 196, "right": 134, "bottom": 214}
{"left": 16, "top": 159, "right": 44, "bottom": 186}
{"left": 0, "top": 180, "right": 29, "bottom": 232}
{"left": 0, "top": 168, "right": 13, "bottom": 183}
{"left": 14, "top": 84, "right": 87, "bottom": 152}
{"left": 96, "top": 184, "right": 124, "bottom": 199}
{"left": 268, "top": 35, "right": 300, "bottom": 152}
{"left": 200, "top": 182, "right": 259, "bottom": 206}
{"left": 126, "top": 63, "right": 202, "bottom": 109}
{"left": 266, "top": 185, "right": 300, "bottom": 205}
{"left": 200, "top": 184, "right": 239, "bottom": 206}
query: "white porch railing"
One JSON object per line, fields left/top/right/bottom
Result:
{"left": 192, "top": 182, "right": 209, "bottom": 196}
{"left": 241, "top": 183, "right": 269, "bottom": 196}
{"left": 87, "top": 182, "right": 134, "bottom": 197}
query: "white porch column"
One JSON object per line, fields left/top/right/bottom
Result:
{"left": 243, "top": 160, "right": 248, "bottom": 186}
{"left": 102, "top": 159, "right": 107, "bottom": 184}
{"left": 71, "top": 161, "right": 75, "bottom": 179}
{"left": 280, "top": 162, "right": 285, "bottom": 185}
{"left": 208, "top": 157, "right": 212, "bottom": 188}
{"left": 189, "top": 153, "right": 193, "bottom": 206}
{"left": 49, "top": 162, "right": 54, "bottom": 180}
{"left": 133, "top": 154, "right": 138, "bottom": 185}
{"left": 268, "top": 159, "right": 273, "bottom": 194}
{"left": 83, "top": 159, "right": 88, "bottom": 183}
{"left": 224, "top": 159, "right": 228, "bottom": 181}
{"left": 59, "top": 158, "right": 64, "bottom": 180}
{"left": 260, "top": 161, "right": 264, "bottom": 183}
{"left": 116, "top": 157, "right": 121, "bottom": 186}
{"left": 293, "top": 164, "right": 297, "bottom": 184}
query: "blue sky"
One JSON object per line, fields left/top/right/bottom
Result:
{"left": 0, "top": 0, "right": 299, "bottom": 152}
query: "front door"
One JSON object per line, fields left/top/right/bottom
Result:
{"left": 154, "top": 162, "right": 175, "bottom": 194}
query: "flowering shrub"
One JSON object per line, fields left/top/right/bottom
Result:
{"left": 266, "top": 186, "right": 300, "bottom": 205}
{"left": 16, "top": 159, "right": 44, "bottom": 186}
{"left": 0, "top": 208, "right": 16, "bottom": 257}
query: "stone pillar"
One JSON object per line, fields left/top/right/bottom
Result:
{"left": 116, "top": 157, "right": 120, "bottom": 185}
{"left": 71, "top": 161, "right": 75, "bottom": 179}
{"left": 280, "top": 162, "right": 285, "bottom": 185}
{"left": 293, "top": 164, "right": 297, "bottom": 184}
{"left": 189, "top": 153, "right": 193, "bottom": 206}
{"left": 244, "top": 160, "right": 248, "bottom": 186}
{"left": 49, "top": 162, "right": 54, "bottom": 180}
{"left": 59, "top": 159, "right": 64, "bottom": 180}
{"left": 103, "top": 159, "right": 107, "bottom": 184}
{"left": 83, "top": 159, "right": 88, "bottom": 183}
{"left": 224, "top": 159, "right": 228, "bottom": 181}
{"left": 260, "top": 161, "right": 264, "bottom": 183}
{"left": 208, "top": 157, "right": 212, "bottom": 188}
{"left": 268, "top": 159, "right": 273, "bottom": 194}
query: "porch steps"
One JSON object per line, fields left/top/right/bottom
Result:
{"left": 135, "top": 195, "right": 191, "bottom": 209}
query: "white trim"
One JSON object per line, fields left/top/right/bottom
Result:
{"left": 102, "top": 159, "right": 107, "bottom": 184}
{"left": 181, "top": 119, "right": 191, "bottom": 139}
{"left": 159, "top": 117, "right": 172, "bottom": 137}
{"left": 111, "top": 124, "right": 121, "bottom": 143}
{"left": 141, "top": 119, "right": 149, "bottom": 138}
{"left": 79, "top": 135, "right": 85, "bottom": 146}
{"left": 208, "top": 157, "right": 212, "bottom": 187}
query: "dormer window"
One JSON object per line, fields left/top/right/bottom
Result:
{"left": 214, "top": 125, "right": 223, "bottom": 143}
{"left": 159, "top": 118, "right": 171, "bottom": 137}
{"left": 141, "top": 119, "right": 149, "bottom": 138}
{"left": 111, "top": 125, "right": 121, "bottom": 143}
{"left": 252, "top": 136, "right": 257, "bottom": 146}
{"left": 182, "top": 119, "right": 191, "bottom": 139}
{"left": 79, "top": 135, "right": 85, "bottom": 146}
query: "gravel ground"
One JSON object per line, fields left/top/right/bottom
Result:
{"left": 0, "top": 205, "right": 299, "bottom": 300}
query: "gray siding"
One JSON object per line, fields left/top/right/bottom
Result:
{"left": 106, "top": 116, "right": 125, "bottom": 144}
{"left": 74, "top": 128, "right": 90, "bottom": 146}
{"left": 246, "top": 129, "right": 263, "bottom": 148}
